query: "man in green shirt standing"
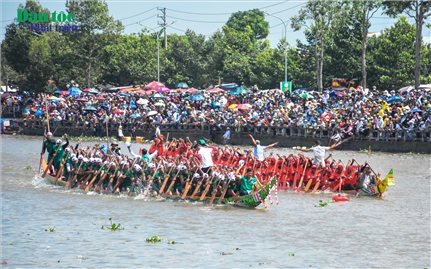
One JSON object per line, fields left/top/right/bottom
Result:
{"left": 240, "top": 168, "right": 257, "bottom": 195}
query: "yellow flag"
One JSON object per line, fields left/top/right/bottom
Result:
{"left": 384, "top": 169, "right": 395, "bottom": 186}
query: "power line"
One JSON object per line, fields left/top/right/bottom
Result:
{"left": 167, "top": 15, "right": 226, "bottom": 24}
{"left": 167, "top": 24, "right": 187, "bottom": 33}
{"left": 259, "top": 0, "right": 290, "bottom": 11}
{"left": 118, "top": 7, "right": 156, "bottom": 21}
{"left": 270, "top": 2, "right": 306, "bottom": 15}
{"left": 123, "top": 14, "right": 156, "bottom": 27}
{"left": 167, "top": 8, "right": 231, "bottom": 16}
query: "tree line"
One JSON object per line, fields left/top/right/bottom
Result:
{"left": 1, "top": 0, "right": 430, "bottom": 93}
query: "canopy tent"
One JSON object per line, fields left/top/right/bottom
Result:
{"left": 418, "top": 84, "right": 431, "bottom": 91}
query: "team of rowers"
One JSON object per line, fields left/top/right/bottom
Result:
{"left": 40, "top": 131, "right": 383, "bottom": 199}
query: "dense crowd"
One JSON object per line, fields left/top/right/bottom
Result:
{"left": 2, "top": 84, "right": 430, "bottom": 140}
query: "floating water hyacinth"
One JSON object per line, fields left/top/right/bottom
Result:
{"left": 101, "top": 218, "right": 123, "bottom": 231}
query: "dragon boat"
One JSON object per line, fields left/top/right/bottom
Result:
{"left": 40, "top": 159, "right": 277, "bottom": 209}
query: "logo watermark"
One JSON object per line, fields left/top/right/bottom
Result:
{"left": 17, "top": 8, "right": 79, "bottom": 33}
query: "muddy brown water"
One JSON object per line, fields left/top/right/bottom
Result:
{"left": 1, "top": 135, "right": 430, "bottom": 268}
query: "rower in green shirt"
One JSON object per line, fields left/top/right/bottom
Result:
{"left": 240, "top": 168, "right": 257, "bottom": 195}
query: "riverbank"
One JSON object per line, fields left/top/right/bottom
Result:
{"left": 8, "top": 122, "right": 431, "bottom": 154}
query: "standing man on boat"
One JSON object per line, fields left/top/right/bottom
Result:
{"left": 296, "top": 140, "right": 341, "bottom": 167}
{"left": 194, "top": 139, "right": 216, "bottom": 173}
{"left": 248, "top": 134, "right": 278, "bottom": 161}
{"left": 41, "top": 131, "right": 56, "bottom": 163}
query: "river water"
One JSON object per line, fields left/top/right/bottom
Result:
{"left": 1, "top": 135, "right": 430, "bottom": 268}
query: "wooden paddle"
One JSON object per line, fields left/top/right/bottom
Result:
{"left": 199, "top": 174, "right": 216, "bottom": 201}
{"left": 41, "top": 146, "right": 61, "bottom": 178}
{"left": 54, "top": 152, "right": 70, "bottom": 185}
{"left": 94, "top": 168, "right": 111, "bottom": 193}
{"left": 296, "top": 159, "right": 309, "bottom": 192}
{"left": 180, "top": 172, "right": 195, "bottom": 200}
{"left": 84, "top": 163, "right": 106, "bottom": 193}
{"left": 208, "top": 176, "right": 223, "bottom": 205}
{"left": 311, "top": 176, "right": 321, "bottom": 193}
{"left": 65, "top": 161, "right": 83, "bottom": 189}
{"left": 158, "top": 164, "right": 175, "bottom": 194}
{"left": 163, "top": 169, "right": 181, "bottom": 195}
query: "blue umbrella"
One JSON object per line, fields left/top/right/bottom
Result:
{"left": 84, "top": 106, "right": 97, "bottom": 112}
{"left": 68, "top": 87, "right": 81, "bottom": 97}
{"left": 387, "top": 96, "right": 402, "bottom": 103}
{"left": 411, "top": 108, "right": 423, "bottom": 113}
{"left": 119, "top": 92, "right": 129, "bottom": 97}
{"left": 54, "top": 89, "right": 62, "bottom": 94}
{"left": 35, "top": 109, "right": 43, "bottom": 117}
{"left": 130, "top": 113, "right": 141, "bottom": 119}
{"left": 190, "top": 95, "right": 204, "bottom": 101}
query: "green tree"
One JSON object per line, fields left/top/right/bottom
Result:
{"left": 354, "top": 0, "right": 382, "bottom": 89}
{"left": 383, "top": 0, "right": 431, "bottom": 89}
{"left": 66, "top": 0, "right": 122, "bottom": 88}
{"left": 367, "top": 17, "right": 416, "bottom": 90}
{"left": 102, "top": 32, "right": 158, "bottom": 85}
{"left": 291, "top": 0, "right": 347, "bottom": 91}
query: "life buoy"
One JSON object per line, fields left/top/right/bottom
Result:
{"left": 332, "top": 194, "right": 349, "bottom": 202}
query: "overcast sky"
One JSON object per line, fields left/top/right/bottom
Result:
{"left": 2, "top": 0, "right": 429, "bottom": 47}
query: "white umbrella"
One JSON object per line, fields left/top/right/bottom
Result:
{"left": 147, "top": 111, "right": 158, "bottom": 116}
{"left": 154, "top": 101, "right": 165, "bottom": 107}
{"left": 398, "top": 86, "right": 414, "bottom": 94}
{"left": 137, "top": 98, "right": 148, "bottom": 105}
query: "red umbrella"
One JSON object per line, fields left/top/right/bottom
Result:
{"left": 237, "top": 104, "right": 252, "bottom": 110}
{"left": 96, "top": 96, "right": 105, "bottom": 100}
{"left": 205, "top": 87, "right": 224, "bottom": 93}
{"left": 186, "top": 87, "right": 199, "bottom": 93}
{"left": 114, "top": 108, "right": 123, "bottom": 115}
{"left": 145, "top": 89, "right": 157, "bottom": 94}
{"left": 145, "top": 81, "right": 165, "bottom": 90}
{"left": 76, "top": 97, "right": 88, "bottom": 102}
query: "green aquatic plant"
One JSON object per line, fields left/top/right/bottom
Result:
{"left": 45, "top": 227, "right": 56, "bottom": 232}
{"left": 102, "top": 218, "right": 124, "bottom": 231}
{"left": 167, "top": 240, "right": 176, "bottom": 244}
{"left": 146, "top": 235, "right": 162, "bottom": 243}
{"left": 288, "top": 252, "right": 295, "bottom": 256}
{"left": 25, "top": 165, "right": 33, "bottom": 170}
{"left": 315, "top": 200, "right": 335, "bottom": 207}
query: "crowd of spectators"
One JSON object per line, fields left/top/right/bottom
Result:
{"left": 1, "top": 84, "right": 430, "bottom": 141}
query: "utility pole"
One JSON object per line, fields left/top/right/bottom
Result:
{"left": 157, "top": 7, "right": 167, "bottom": 49}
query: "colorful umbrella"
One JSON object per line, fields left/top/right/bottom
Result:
{"left": 147, "top": 111, "right": 158, "bottom": 116}
{"left": 174, "top": 82, "right": 189, "bottom": 89}
{"left": 237, "top": 103, "right": 252, "bottom": 110}
{"left": 145, "top": 81, "right": 165, "bottom": 90}
{"left": 157, "top": 87, "right": 171, "bottom": 93}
